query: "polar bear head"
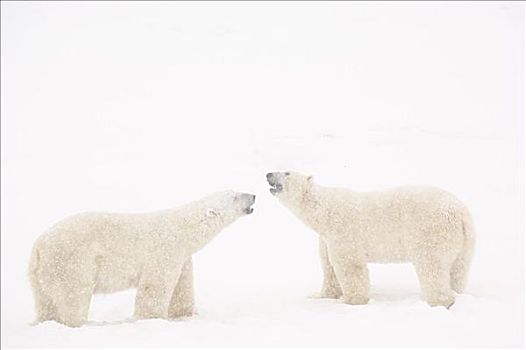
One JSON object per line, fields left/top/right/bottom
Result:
{"left": 266, "top": 171, "right": 313, "bottom": 204}
{"left": 183, "top": 190, "right": 256, "bottom": 253}
{"left": 202, "top": 190, "right": 256, "bottom": 222}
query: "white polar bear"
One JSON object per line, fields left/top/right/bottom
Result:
{"left": 267, "top": 171, "right": 475, "bottom": 308}
{"left": 29, "top": 190, "right": 256, "bottom": 327}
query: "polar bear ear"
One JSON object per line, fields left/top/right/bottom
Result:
{"left": 206, "top": 208, "right": 220, "bottom": 218}
{"left": 307, "top": 175, "right": 313, "bottom": 182}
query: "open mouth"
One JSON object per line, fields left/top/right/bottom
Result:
{"left": 269, "top": 183, "right": 283, "bottom": 195}
{"left": 267, "top": 173, "right": 283, "bottom": 195}
{"left": 244, "top": 205, "right": 254, "bottom": 214}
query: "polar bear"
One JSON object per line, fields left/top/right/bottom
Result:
{"left": 266, "top": 171, "right": 475, "bottom": 308}
{"left": 29, "top": 191, "right": 256, "bottom": 327}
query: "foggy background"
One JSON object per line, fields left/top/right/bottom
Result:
{"left": 1, "top": 2, "right": 524, "bottom": 347}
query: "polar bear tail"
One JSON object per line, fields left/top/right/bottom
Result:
{"left": 450, "top": 210, "right": 476, "bottom": 294}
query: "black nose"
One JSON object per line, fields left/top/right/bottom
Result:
{"left": 266, "top": 173, "right": 273, "bottom": 180}
{"left": 251, "top": 194, "right": 256, "bottom": 202}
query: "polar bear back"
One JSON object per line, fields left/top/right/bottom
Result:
{"left": 32, "top": 211, "right": 185, "bottom": 294}
{"left": 315, "top": 185, "right": 470, "bottom": 263}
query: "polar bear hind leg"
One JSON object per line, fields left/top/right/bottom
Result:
{"left": 450, "top": 252, "right": 471, "bottom": 293}
{"left": 33, "top": 290, "right": 58, "bottom": 323}
{"left": 450, "top": 215, "right": 475, "bottom": 293}
{"left": 30, "top": 275, "right": 58, "bottom": 323}
{"left": 54, "top": 283, "right": 94, "bottom": 327}
{"left": 54, "top": 259, "right": 97, "bottom": 327}
{"left": 29, "top": 245, "right": 59, "bottom": 324}
{"left": 168, "top": 258, "right": 195, "bottom": 318}
{"left": 414, "top": 255, "right": 456, "bottom": 308}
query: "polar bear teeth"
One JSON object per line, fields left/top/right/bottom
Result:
{"left": 269, "top": 183, "right": 283, "bottom": 195}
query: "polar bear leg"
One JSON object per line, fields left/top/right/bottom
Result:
{"left": 319, "top": 238, "right": 342, "bottom": 299}
{"left": 414, "top": 258, "right": 455, "bottom": 308}
{"left": 329, "top": 251, "right": 369, "bottom": 305}
{"left": 450, "top": 253, "right": 471, "bottom": 293}
{"left": 168, "top": 258, "right": 195, "bottom": 318}
{"left": 32, "top": 287, "right": 57, "bottom": 323}
{"left": 135, "top": 263, "right": 183, "bottom": 320}
{"left": 49, "top": 257, "right": 97, "bottom": 327}
{"left": 55, "top": 283, "right": 94, "bottom": 327}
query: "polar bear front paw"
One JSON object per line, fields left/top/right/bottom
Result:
{"left": 343, "top": 294, "right": 369, "bottom": 305}
{"left": 168, "top": 306, "right": 195, "bottom": 319}
{"left": 321, "top": 290, "right": 343, "bottom": 299}
{"left": 426, "top": 292, "right": 455, "bottom": 309}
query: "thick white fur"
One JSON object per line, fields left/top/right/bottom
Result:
{"left": 267, "top": 172, "right": 475, "bottom": 308}
{"left": 29, "top": 191, "right": 255, "bottom": 327}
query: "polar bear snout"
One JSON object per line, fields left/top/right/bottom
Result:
{"left": 266, "top": 172, "right": 284, "bottom": 195}
{"left": 237, "top": 192, "right": 256, "bottom": 214}
{"left": 266, "top": 172, "right": 280, "bottom": 184}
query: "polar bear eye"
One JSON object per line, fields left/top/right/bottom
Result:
{"left": 284, "top": 172, "right": 290, "bottom": 176}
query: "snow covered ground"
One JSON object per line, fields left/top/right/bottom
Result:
{"left": 1, "top": 2, "right": 524, "bottom": 348}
